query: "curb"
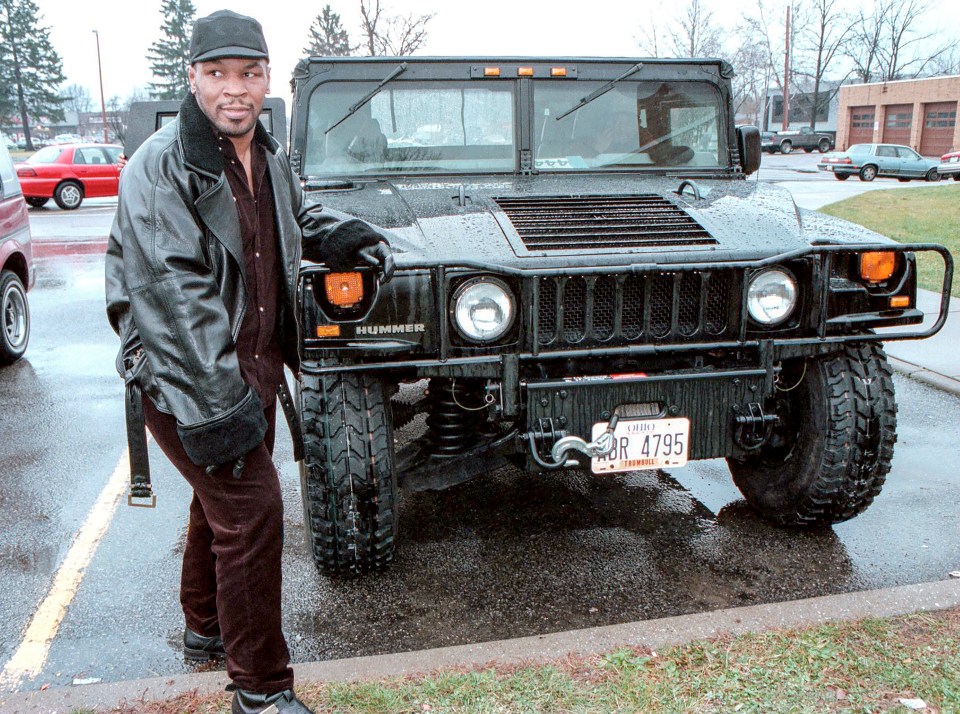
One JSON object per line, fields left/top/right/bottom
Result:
{"left": 889, "top": 355, "right": 960, "bottom": 397}
{"left": 3, "top": 579, "right": 959, "bottom": 713}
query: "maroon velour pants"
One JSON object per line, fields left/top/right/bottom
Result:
{"left": 143, "top": 396, "right": 294, "bottom": 694}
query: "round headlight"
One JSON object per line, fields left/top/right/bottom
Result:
{"left": 747, "top": 268, "right": 798, "bottom": 325}
{"left": 452, "top": 278, "right": 515, "bottom": 342}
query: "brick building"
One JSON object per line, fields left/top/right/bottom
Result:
{"left": 835, "top": 75, "right": 960, "bottom": 157}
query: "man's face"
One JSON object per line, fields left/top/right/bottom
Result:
{"left": 188, "top": 58, "right": 271, "bottom": 138}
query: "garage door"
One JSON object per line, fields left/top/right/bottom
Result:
{"left": 882, "top": 104, "right": 913, "bottom": 146}
{"left": 847, "top": 106, "right": 875, "bottom": 147}
{"left": 919, "top": 102, "right": 957, "bottom": 157}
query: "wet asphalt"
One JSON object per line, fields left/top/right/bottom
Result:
{"left": 2, "top": 164, "right": 959, "bottom": 690}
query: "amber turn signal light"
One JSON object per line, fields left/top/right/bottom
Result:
{"left": 889, "top": 296, "right": 911, "bottom": 308}
{"left": 324, "top": 272, "right": 364, "bottom": 307}
{"left": 315, "top": 325, "right": 341, "bottom": 338}
{"left": 483, "top": 66, "right": 500, "bottom": 77}
{"left": 518, "top": 66, "right": 534, "bottom": 76}
{"left": 859, "top": 251, "right": 897, "bottom": 282}
{"left": 551, "top": 67, "right": 567, "bottom": 77}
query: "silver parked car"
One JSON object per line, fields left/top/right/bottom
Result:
{"left": 818, "top": 143, "right": 941, "bottom": 182}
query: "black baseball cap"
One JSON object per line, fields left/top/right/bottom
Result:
{"left": 189, "top": 10, "right": 269, "bottom": 64}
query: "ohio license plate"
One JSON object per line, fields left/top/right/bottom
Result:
{"left": 590, "top": 418, "right": 690, "bottom": 474}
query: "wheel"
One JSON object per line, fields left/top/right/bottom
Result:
{"left": 298, "top": 372, "right": 398, "bottom": 575}
{"left": 803, "top": 147, "right": 814, "bottom": 153}
{"left": 834, "top": 173, "right": 849, "bottom": 181}
{"left": 818, "top": 138, "right": 832, "bottom": 153}
{"left": 859, "top": 165, "right": 877, "bottom": 181}
{"left": 25, "top": 197, "right": 48, "bottom": 208}
{"left": 779, "top": 140, "right": 793, "bottom": 154}
{"left": 953, "top": 173, "right": 960, "bottom": 181}
{"left": 1, "top": 269, "right": 30, "bottom": 365}
{"left": 727, "top": 343, "right": 896, "bottom": 527}
{"left": 54, "top": 181, "right": 83, "bottom": 210}
{"left": 925, "top": 168, "right": 940, "bottom": 182}
{"left": 898, "top": 178, "right": 910, "bottom": 182}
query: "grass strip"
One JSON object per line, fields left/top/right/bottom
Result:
{"left": 818, "top": 184, "right": 960, "bottom": 296}
{"left": 74, "top": 607, "right": 960, "bottom": 713}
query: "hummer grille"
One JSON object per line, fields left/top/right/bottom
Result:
{"left": 535, "top": 270, "right": 736, "bottom": 348}
{"left": 494, "top": 194, "right": 716, "bottom": 251}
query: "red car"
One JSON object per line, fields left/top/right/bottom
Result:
{"left": 0, "top": 142, "right": 33, "bottom": 364}
{"left": 16, "top": 143, "right": 122, "bottom": 210}
{"left": 938, "top": 149, "right": 960, "bottom": 181}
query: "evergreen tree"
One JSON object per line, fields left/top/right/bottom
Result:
{"left": 147, "top": 0, "right": 195, "bottom": 100}
{"left": 0, "top": 0, "right": 66, "bottom": 151}
{"left": 304, "top": 5, "right": 351, "bottom": 57}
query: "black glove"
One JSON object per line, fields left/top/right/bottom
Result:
{"left": 307, "top": 219, "right": 384, "bottom": 271}
{"left": 358, "top": 241, "right": 395, "bottom": 282}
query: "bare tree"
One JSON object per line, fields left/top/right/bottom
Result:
{"left": 635, "top": 7, "right": 663, "bottom": 57}
{"left": 358, "top": 0, "right": 433, "bottom": 56}
{"left": 105, "top": 86, "right": 149, "bottom": 146}
{"left": 637, "top": 0, "right": 724, "bottom": 58}
{"left": 847, "top": 0, "right": 956, "bottom": 82}
{"left": 795, "top": 0, "right": 853, "bottom": 129}
{"left": 61, "top": 83, "right": 92, "bottom": 116}
{"left": 845, "top": 3, "right": 886, "bottom": 83}
{"left": 740, "top": 0, "right": 792, "bottom": 129}
{"left": 731, "top": 35, "right": 774, "bottom": 125}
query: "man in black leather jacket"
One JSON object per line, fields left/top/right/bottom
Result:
{"left": 104, "top": 11, "right": 390, "bottom": 714}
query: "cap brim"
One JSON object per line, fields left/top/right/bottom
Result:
{"left": 192, "top": 46, "right": 269, "bottom": 63}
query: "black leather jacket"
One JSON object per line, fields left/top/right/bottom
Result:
{"left": 106, "top": 93, "right": 366, "bottom": 466}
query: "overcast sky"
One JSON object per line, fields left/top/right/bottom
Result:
{"left": 33, "top": 0, "right": 960, "bottom": 110}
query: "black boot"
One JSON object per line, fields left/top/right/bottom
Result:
{"left": 231, "top": 688, "right": 315, "bottom": 714}
{"left": 183, "top": 627, "right": 226, "bottom": 661}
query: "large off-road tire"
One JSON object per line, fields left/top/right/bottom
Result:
{"left": 1, "top": 269, "right": 29, "bottom": 365}
{"left": 727, "top": 343, "right": 896, "bottom": 527}
{"left": 298, "top": 372, "right": 398, "bottom": 576}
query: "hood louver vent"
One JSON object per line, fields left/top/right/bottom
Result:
{"left": 494, "top": 194, "right": 716, "bottom": 251}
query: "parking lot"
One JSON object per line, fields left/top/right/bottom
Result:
{"left": 1, "top": 156, "right": 959, "bottom": 692}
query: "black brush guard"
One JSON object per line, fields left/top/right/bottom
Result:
{"left": 305, "top": 242, "right": 953, "bottom": 375}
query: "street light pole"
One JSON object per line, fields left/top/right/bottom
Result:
{"left": 92, "top": 30, "right": 108, "bottom": 143}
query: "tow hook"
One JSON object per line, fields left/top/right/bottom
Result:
{"left": 733, "top": 403, "right": 780, "bottom": 450}
{"left": 527, "top": 416, "right": 619, "bottom": 469}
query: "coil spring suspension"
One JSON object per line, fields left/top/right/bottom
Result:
{"left": 426, "top": 378, "right": 487, "bottom": 456}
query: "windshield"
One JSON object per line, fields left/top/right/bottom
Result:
{"left": 533, "top": 81, "right": 723, "bottom": 171}
{"left": 303, "top": 80, "right": 516, "bottom": 176}
{"left": 27, "top": 146, "right": 65, "bottom": 164}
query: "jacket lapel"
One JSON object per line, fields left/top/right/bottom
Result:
{"left": 177, "top": 93, "right": 245, "bottom": 273}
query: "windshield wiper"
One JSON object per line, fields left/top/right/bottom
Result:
{"left": 554, "top": 62, "right": 644, "bottom": 121}
{"left": 325, "top": 62, "right": 408, "bottom": 135}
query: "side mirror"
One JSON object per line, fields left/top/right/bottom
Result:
{"left": 737, "top": 125, "right": 762, "bottom": 176}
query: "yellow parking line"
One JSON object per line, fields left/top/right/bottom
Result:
{"left": 0, "top": 450, "right": 130, "bottom": 690}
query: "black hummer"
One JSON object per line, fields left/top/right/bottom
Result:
{"left": 290, "top": 57, "right": 951, "bottom": 576}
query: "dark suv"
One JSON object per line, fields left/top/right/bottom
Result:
{"left": 0, "top": 142, "right": 32, "bottom": 365}
{"left": 287, "top": 57, "right": 952, "bottom": 575}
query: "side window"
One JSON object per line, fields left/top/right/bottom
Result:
{"left": 103, "top": 147, "right": 122, "bottom": 163}
{"left": 75, "top": 147, "right": 106, "bottom": 165}
{"left": 896, "top": 147, "right": 919, "bottom": 160}
{"left": 876, "top": 146, "right": 896, "bottom": 158}
{"left": 0, "top": 148, "right": 20, "bottom": 197}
